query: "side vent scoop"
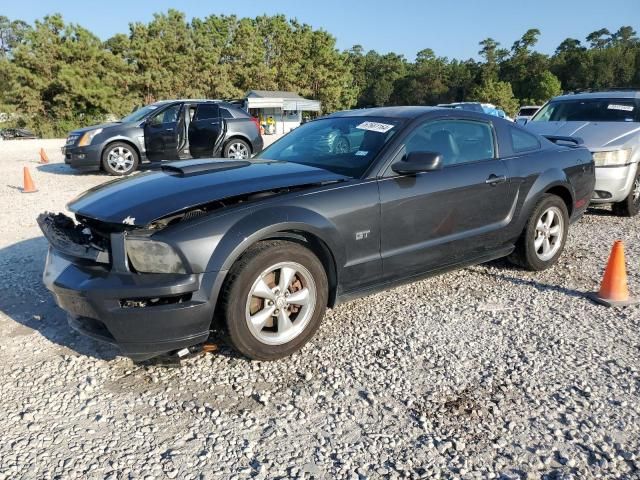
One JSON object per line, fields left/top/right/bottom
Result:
{"left": 162, "top": 159, "right": 251, "bottom": 176}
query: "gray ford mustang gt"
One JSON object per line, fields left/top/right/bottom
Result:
{"left": 38, "top": 106, "right": 595, "bottom": 362}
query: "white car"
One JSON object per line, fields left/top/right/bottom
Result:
{"left": 515, "top": 106, "right": 541, "bottom": 125}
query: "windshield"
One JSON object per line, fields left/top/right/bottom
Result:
{"left": 120, "top": 104, "right": 161, "bottom": 123}
{"left": 255, "top": 116, "right": 404, "bottom": 177}
{"left": 532, "top": 99, "right": 640, "bottom": 123}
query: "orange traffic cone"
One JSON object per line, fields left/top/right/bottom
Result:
{"left": 589, "top": 240, "right": 638, "bottom": 307}
{"left": 22, "top": 167, "right": 37, "bottom": 193}
{"left": 39, "top": 148, "right": 49, "bottom": 164}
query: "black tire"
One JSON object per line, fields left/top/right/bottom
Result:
{"left": 221, "top": 240, "right": 328, "bottom": 360}
{"left": 508, "top": 194, "right": 569, "bottom": 271}
{"left": 101, "top": 141, "right": 139, "bottom": 176}
{"left": 611, "top": 168, "right": 640, "bottom": 217}
{"left": 223, "top": 138, "right": 251, "bottom": 159}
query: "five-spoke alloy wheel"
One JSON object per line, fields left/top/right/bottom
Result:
{"left": 245, "top": 262, "right": 317, "bottom": 345}
{"left": 508, "top": 194, "right": 569, "bottom": 271}
{"left": 222, "top": 240, "right": 328, "bottom": 360}
{"left": 533, "top": 206, "right": 564, "bottom": 262}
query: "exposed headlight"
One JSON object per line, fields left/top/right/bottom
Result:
{"left": 66, "top": 134, "right": 80, "bottom": 145}
{"left": 78, "top": 128, "right": 103, "bottom": 146}
{"left": 592, "top": 149, "right": 632, "bottom": 167}
{"left": 126, "top": 238, "right": 186, "bottom": 274}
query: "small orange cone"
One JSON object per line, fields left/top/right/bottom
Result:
{"left": 202, "top": 343, "right": 218, "bottom": 353}
{"left": 39, "top": 148, "right": 49, "bottom": 164}
{"left": 22, "top": 167, "right": 37, "bottom": 193}
{"left": 589, "top": 240, "right": 638, "bottom": 307}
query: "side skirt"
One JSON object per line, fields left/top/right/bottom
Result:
{"left": 334, "top": 245, "right": 515, "bottom": 305}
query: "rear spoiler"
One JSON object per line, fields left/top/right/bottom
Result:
{"left": 542, "top": 135, "right": 584, "bottom": 146}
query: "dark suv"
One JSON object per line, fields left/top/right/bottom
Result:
{"left": 62, "top": 100, "right": 264, "bottom": 175}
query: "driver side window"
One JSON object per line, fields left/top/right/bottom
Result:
{"left": 149, "top": 104, "right": 181, "bottom": 126}
{"left": 403, "top": 119, "right": 495, "bottom": 166}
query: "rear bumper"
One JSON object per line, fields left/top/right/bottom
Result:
{"left": 43, "top": 247, "right": 225, "bottom": 361}
{"left": 591, "top": 163, "right": 638, "bottom": 204}
{"left": 62, "top": 144, "right": 102, "bottom": 171}
{"left": 251, "top": 135, "right": 264, "bottom": 155}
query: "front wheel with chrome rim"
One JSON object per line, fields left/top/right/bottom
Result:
{"left": 222, "top": 240, "right": 328, "bottom": 360}
{"left": 508, "top": 194, "right": 569, "bottom": 271}
{"left": 101, "top": 141, "right": 139, "bottom": 176}
{"left": 223, "top": 139, "right": 251, "bottom": 159}
{"left": 612, "top": 168, "right": 640, "bottom": 217}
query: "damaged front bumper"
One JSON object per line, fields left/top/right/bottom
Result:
{"left": 38, "top": 213, "right": 224, "bottom": 361}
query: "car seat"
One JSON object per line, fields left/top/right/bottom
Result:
{"left": 430, "top": 130, "right": 460, "bottom": 165}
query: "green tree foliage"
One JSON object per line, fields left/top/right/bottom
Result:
{"left": 346, "top": 49, "right": 407, "bottom": 107}
{"left": 0, "top": 16, "right": 30, "bottom": 57}
{"left": 1, "top": 14, "right": 133, "bottom": 136}
{"left": 1, "top": 11, "right": 639, "bottom": 136}
{"left": 471, "top": 79, "right": 519, "bottom": 116}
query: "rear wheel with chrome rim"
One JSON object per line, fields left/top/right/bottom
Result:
{"left": 101, "top": 142, "right": 139, "bottom": 176}
{"left": 612, "top": 168, "right": 640, "bottom": 217}
{"left": 223, "top": 139, "right": 251, "bottom": 159}
{"left": 222, "top": 240, "right": 328, "bottom": 360}
{"left": 508, "top": 194, "right": 569, "bottom": 271}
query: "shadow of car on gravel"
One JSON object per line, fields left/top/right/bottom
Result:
{"left": 478, "top": 259, "right": 589, "bottom": 299}
{"left": 0, "top": 236, "right": 119, "bottom": 360}
{"left": 585, "top": 206, "right": 616, "bottom": 217}
{"left": 35, "top": 162, "right": 88, "bottom": 176}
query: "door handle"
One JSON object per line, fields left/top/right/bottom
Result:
{"left": 485, "top": 174, "right": 507, "bottom": 185}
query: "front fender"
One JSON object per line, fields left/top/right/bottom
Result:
{"left": 209, "top": 206, "right": 344, "bottom": 273}
{"left": 98, "top": 133, "right": 145, "bottom": 157}
{"left": 158, "top": 205, "right": 345, "bottom": 276}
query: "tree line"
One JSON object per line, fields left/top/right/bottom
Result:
{"left": 0, "top": 10, "right": 638, "bottom": 137}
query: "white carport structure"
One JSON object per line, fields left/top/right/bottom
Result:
{"left": 245, "top": 90, "right": 322, "bottom": 135}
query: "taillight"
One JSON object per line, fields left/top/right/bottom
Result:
{"left": 251, "top": 117, "right": 261, "bottom": 134}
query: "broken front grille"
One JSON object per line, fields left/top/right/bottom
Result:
{"left": 37, "top": 212, "right": 111, "bottom": 264}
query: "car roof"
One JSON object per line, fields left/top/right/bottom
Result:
{"left": 329, "top": 106, "right": 445, "bottom": 119}
{"left": 551, "top": 90, "right": 640, "bottom": 101}
{"left": 328, "top": 106, "right": 509, "bottom": 123}
{"left": 151, "top": 99, "right": 227, "bottom": 106}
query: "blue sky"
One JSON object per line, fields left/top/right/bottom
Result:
{"left": 2, "top": 0, "right": 638, "bottom": 60}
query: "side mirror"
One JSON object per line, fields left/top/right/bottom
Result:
{"left": 392, "top": 151, "right": 443, "bottom": 175}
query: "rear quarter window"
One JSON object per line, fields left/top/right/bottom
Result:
{"left": 510, "top": 127, "right": 541, "bottom": 153}
{"left": 227, "top": 106, "right": 251, "bottom": 118}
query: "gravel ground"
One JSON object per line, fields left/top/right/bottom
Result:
{"left": 0, "top": 139, "right": 639, "bottom": 480}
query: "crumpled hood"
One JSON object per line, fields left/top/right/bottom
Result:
{"left": 526, "top": 121, "right": 640, "bottom": 150}
{"left": 68, "top": 159, "right": 348, "bottom": 226}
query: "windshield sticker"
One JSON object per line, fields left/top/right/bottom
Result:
{"left": 356, "top": 121, "right": 395, "bottom": 133}
{"left": 355, "top": 150, "right": 368, "bottom": 156}
{"left": 607, "top": 104, "right": 634, "bottom": 112}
